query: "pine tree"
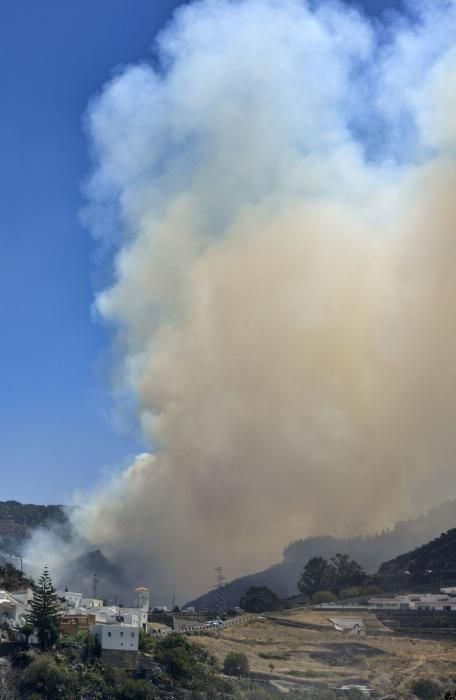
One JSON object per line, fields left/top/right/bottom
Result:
{"left": 28, "top": 566, "right": 61, "bottom": 650}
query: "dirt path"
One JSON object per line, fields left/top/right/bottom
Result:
{"left": 395, "top": 652, "right": 426, "bottom": 695}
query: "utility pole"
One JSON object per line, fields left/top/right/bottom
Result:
{"left": 92, "top": 573, "right": 99, "bottom": 599}
{"left": 214, "top": 566, "right": 225, "bottom": 618}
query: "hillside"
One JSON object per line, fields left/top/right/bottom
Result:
{"left": 197, "top": 608, "right": 456, "bottom": 697}
{"left": 0, "top": 500, "right": 68, "bottom": 555}
{"left": 378, "top": 527, "right": 456, "bottom": 590}
{"left": 187, "top": 500, "right": 456, "bottom": 609}
{"left": 61, "top": 549, "right": 128, "bottom": 600}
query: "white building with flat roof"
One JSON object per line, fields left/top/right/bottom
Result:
{"left": 57, "top": 590, "right": 82, "bottom": 609}
{"left": 118, "top": 607, "right": 148, "bottom": 630}
{"left": 90, "top": 624, "right": 138, "bottom": 651}
{"left": 88, "top": 605, "right": 147, "bottom": 629}
{"left": 0, "top": 589, "right": 31, "bottom": 627}
{"left": 368, "top": 597, "right": 404, "bottom": 609}
{"left": 368, "top": 593, "right": 456, "bottom": 612}
{"left": 81, "top": 598, "right": 104, "bottom": 609}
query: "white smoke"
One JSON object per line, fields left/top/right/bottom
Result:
{"left": 46, "top": 0, "right": 456, "bottom": 598}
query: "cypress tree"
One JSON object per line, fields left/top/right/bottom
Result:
{"left": 28, "top": 566, "right": 61, "bottom": 650}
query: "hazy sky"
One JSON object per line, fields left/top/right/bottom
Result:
{"left": 0, "top": 0, "right": 403, "bottom": 504}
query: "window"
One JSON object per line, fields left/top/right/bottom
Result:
{"left": 108, "top": 632, "right": 111, "bottom": 637}
{"left": 131, "top": 632, "right": 135, "bottom": 638}
{"left": 120, "top": 631, "right": 124, "bottom": 637}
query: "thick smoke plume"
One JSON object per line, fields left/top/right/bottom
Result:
{"left": 54, "top": 0, "right": 456, "bottom": 598}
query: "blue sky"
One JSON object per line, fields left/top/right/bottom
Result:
{"left": 0, "top": 0, "right": 402, "bottom": 504}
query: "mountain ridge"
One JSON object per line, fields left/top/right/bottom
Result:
{"left": 187, "top": 500, "right": 456, "bottom": 609}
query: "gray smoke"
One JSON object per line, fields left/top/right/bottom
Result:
{"left": 43, "top": 0, "right": 456, "bottom": 599}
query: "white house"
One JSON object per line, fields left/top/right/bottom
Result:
{"left": 57, "top": 590, "right": 82, "bottom": 609}
{"left": 118, "top": 607, "right": 148, "bottom": 630}
{"left": 329, "top": 617, "right": 365, "bottom": 636}
{"left": 0, "top": 590, "right": 20, "bottom": 625}
{"left": 368, "top": 593, "right": 456, "bottom": 612}
{"left": 81, "top": 598, "right": 104, "bottom": 609}
{"left": 412, "top": 595, "right": 456, "bottom": 611}
{"left": 0, "top": 589, "right": 31, "bottom": 627}
{"left": 91, "top": 605, "right": 147, "bottom": 629}
{"left": 10, "top": 588, "right": 34, "bottom": 608}
{"left": 90, "top": 624, "right": 138, "bottom": 651}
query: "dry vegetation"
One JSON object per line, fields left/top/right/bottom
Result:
{"left": 198, "top": 609, "right": 456, "bottom": 697}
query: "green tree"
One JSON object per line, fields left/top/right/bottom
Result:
{"left": 223, "top": 651, "right": 249, "bottom": 677}
{"left": 298, "top": 555, "right": 365, "bottom": 596}
{"left": 329, "top": 553, "right": 365, "bottom": 593}
{"left": 28, "top": 566, "right": 61, "bottom": 650}
{"left": 239, "top": 586, "right": 280, "bottom": 613}
{"left": 298, "top": 557, "right": 332, "bottom": 596}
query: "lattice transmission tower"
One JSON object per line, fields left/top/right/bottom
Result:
{"left": 214, "top": 565, "right": 226, "bottom": 618}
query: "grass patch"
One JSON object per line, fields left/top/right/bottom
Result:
{"left": 286, "top": 669, "right": 323, "bottom": 678}
{"left": 258, "top": 651, "right": 291, "bottom": 660}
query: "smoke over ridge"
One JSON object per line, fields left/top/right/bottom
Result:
{"left": 41, "top": 0, "right": 456, "bottom": 598}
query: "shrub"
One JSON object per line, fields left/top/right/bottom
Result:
{"left": 339, "top": 587, "right": 363, "bottom": 599}
{"left": 363, "top": 584, "right": 382, "bottom": 595}
{"left": 312, "top": 591, "right": 338, "bottom": 604}
{"left": 154, "top": 633, "right": 213, "bottom": 689}
{"left": 139, "top": 628, "right": 155, "bottom": 653}
{"left": 314, "top": 691, "right": 337, "bottom": 700}
{"left": 10, "top": 648, "right": 34, "bottom": 669}
{"left": 258, "top": 651, "right": 290, "bottom": 660}
{"left": 411, "top": 678, "right": 442, "bottom": 699}
{"left": 343, "top": 689, "right": 365, "bottom": 699}
{"left": 155, "top": 633, "right": 199, "bottom": 679}
{"left": 75, "top": 628, "right": 101, "bottom": 662}
{"left": 223, "top": 651, "right": 249, "bottom": 677}
{"left": 79, "top": 669, "right": 108, "bottom": 699}
{"left": 19, "top": 654, "right": 79, "bottom": 699}
{"left": 116, "top": 678, "right": 156, "bottom": 699}
{"left": 57, "top": 633, "right": 77, "bottom": 648}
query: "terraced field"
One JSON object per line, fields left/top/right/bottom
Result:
{"left": 198, "top": 608, "right": 456, "bottom": 697}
